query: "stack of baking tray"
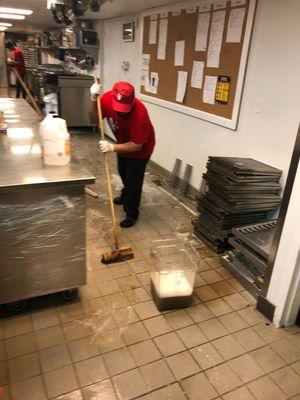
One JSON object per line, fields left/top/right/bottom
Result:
{"left": 193, "top": 157, "right": 282, "bottom": 252}
{"left": 220, "top": 220, "right": 277, "bottom": 296}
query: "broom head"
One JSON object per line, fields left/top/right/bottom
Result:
{"left": 101, "top": 247, "right": 134, "bottom": 264}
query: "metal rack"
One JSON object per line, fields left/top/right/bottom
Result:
{"left": 17, "top": 41, "right": 39, "bottom": 70}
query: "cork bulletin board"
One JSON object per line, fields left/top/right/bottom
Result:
{"left": 139, "top": 0, "right": 257, "bottom": 129}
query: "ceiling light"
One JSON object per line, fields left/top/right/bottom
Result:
{"left": 0, "top": 13, "right": 25, "bottom": 20}
{"left": 0, "top": 22, "right": 12, "bottom": 26}
{"left": 0, "top": 26, "right": 7, "bottom": 31}
{"left": 0, "top": 7, "right": 32, "bottom": 15}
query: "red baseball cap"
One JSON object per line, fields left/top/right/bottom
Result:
{"left": 112, "top": 81, "right": 135, "bottom": 113}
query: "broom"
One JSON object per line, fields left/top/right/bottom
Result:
{"left": 12, "top": 68, "right": 44, "bottom": 119}
{"left": 93, "top": 73, "right": 134, "bottom": 264}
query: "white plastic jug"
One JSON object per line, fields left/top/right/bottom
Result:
{"left": 40, "top": 115, "right": 71, "bottom": 166}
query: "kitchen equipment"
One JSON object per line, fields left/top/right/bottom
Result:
{"left": 62, "top": 27, "right": 77, "bottom": 48}
{"left": 76, "top": 29, "right": 98, "bottom": 45}
{"left": 57, "top": 75, "right": 93, "bottom": 127}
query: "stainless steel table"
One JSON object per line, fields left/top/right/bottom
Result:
{"left": 0, "top": 98, "right": 96, "bottom": 306}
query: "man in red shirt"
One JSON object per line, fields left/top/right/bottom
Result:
{"left": 5, "top": 41, "right": 26, "bottom": 99}
{"left": 89, "top": 81, "right": 155, "bottom": 228}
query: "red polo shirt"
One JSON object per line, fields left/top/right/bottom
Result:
{"left": 101, "top": 90, "right": 155, "bottom": 159}
{"left": 12, "top": 48, "right": 26, "bottom": 75}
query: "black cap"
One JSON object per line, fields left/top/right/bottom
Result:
{"left": 5, "top": 41, "right": 14, "bottom": 50}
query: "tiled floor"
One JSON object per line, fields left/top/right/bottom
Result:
{"left": 1, "top": 126, "right": 300, "bottom": 399}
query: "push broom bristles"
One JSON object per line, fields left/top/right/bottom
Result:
{"left": 101, "top": 247, "right": 135, "bottom": 264}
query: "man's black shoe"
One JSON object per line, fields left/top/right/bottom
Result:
{"left": 113, "top": 196, "right": 123, "bottom": 205}
{"left": 120, "top": 217, "right": 137, "bottom": 228}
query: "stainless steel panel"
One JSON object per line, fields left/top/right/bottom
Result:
{"left": 59, "top": 78, "right": 93, "bottom": 127}
{"left": 0, "top": 186, "right": 86, "bottom": 304}
{"left": 58, "top": 76, "right": 93, "bottom": 88}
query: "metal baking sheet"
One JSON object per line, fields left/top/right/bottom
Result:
{"left": 229, "top": 237, "right": 267, "bottom": 273}
{"left": 232, "top": 220, "right": 277, "bottom": 259}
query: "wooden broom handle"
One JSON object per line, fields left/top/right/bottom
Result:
{"left": 94, "top": 73, "right": 120, "bottom": 251}
{"left": 13, "top": 68, "right": 44, "bottom": 119}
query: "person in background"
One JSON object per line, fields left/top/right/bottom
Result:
{"left": 89, "top": 81, "right": 156, "bottom": 228}
{"left": 5, "top": 41, "right": 26, "bottom": 99}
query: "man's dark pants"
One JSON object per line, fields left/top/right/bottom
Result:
{"left": 16, "top": 73, "right": 26, "bottom": 99}
{"left": 117, "top": 154, "right": 149, "bottom": 220}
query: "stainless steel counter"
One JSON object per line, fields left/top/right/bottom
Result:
{"left": 0, "top": 98, "right": 95, "bottom": 192}
{"left": 0, "top": 98, "right": 96, "bottom": 306}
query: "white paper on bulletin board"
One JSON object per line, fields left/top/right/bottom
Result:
{"left": 191, "top": 61, "right": 205, "bottom": 89}
{"left": 148, "top": 72, "right": 159, "bottom": 94}
{"left": 141, "top": 54, "right": 150, "bottom": 90}
{"left": 226, "top": 7, "right": 246, "bottom": 43}
{"left": 157, "top": 18, "right": 168, "bottom": 60}
{"left": 175, "top": 41, "right": 185, "bottom": 66}
{"left": 203, "top": 75, "right": 218, "bottom": 104}
{"left": 195, "top": 13, "right": 210, "bottom": 51}
{"left": 149, "top": 20, "right": 157, "bottom": 44}
{"left": 207, "top": 10, "right": 226, "bottom": 68}
{"left": 141, "top": 54, "right": 150, "bottom": 70}
{"left": 176, "top": 71, "right": 188, "bottom": 102}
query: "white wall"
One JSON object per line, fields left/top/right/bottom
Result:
{"left": 267, "top": 162, "right": 300, "bottom": 327}
{"left": 96, "top": 14, "right": 141, "bottom": 90}
{"left": 97, "top": 0, "right": 300, "bottom": 189}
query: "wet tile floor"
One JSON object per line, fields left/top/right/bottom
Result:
{"left": 1, "top": 131, "right": 300, "bottom": 400}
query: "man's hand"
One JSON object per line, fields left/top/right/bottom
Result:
{"left": 99, "top": 140, "right": 114, "bottom": 153}
{"left": 90, "top": 83, "right": 101, "bottom": 101}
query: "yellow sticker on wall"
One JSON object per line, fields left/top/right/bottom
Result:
{"left": 215, "top": 76, "right": 231, "bottom": 105}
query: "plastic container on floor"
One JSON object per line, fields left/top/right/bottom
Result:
{"left": 150, "top": 239, "right": 197, "bottom": 311}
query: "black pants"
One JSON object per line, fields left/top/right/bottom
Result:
{"left": 16, "top": 73, "right": 26, "bottom": 99}
{"left": 117, "top": 154, "right": 149, "bottom": 220}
